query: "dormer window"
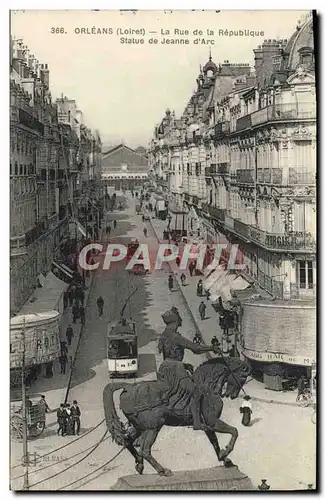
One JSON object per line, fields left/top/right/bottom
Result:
{"left": 298, "top": 47, "right": 314, "bottom": 70}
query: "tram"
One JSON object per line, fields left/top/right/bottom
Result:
{"left": 107, "top": 289, "right": 139, "bottom": 377}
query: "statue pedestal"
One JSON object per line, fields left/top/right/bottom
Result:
{"left": 111, "top": 466, "right": 255, "bottom": 491}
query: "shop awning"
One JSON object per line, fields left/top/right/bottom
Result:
{"left": 204, "top": 267, "right": 251, "bottom": 303}
{"left": 37, "top": 273, "right": 46, "bottom": 287}
{"left": 52, "top": 261, "right": 74, "bottom": 281}
{"left": 18, "top": 272, "right": 68, "bottom": 315}
{"left": 69, "top": 220, "right": 87, "bottom": 239}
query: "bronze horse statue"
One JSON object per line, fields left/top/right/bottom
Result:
{"left": 103, "top": 309, "right": 251, "bottom": 477}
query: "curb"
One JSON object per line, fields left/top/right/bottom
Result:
{"left": 149, "top": 218, "right": 299, "bottom": 407}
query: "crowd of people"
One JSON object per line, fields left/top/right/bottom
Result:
{"left": 57, "top": 400, "right": 82, "bottom": 437}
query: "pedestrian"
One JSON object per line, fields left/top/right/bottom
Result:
{"left": 168, "top": 274, "right": 174, "bottom": 292}
{"left": 176, "top": 256, "right": 181, "bottom": 267}
{"left": 64, "top": 404, "right": 73, "bottom": 435}
{"left": 189, "top": 261, "right": 195, "bottom": 277}
{"left": 199, "top": 301, "right": 206, "bottom": 320}
{"left": 68, "top": 287, "right": 74, "bottom": 306}
{"left": 193, "top": 333, "right": 201, "bottom": 345}
{"left": 297, "top": 375, "right": 308, "bottom": 397}
{"left": 45, "top": 361, "right": 53, "bottom": 378}
{"left": 143, "top": 227, "right": 147, "bottom": 237}
{"left": 142, "top": 215, "right": 145, "bottom": 222}
{"left": 240, "top": 395, "right": 252, "bottom": 427}
{"left": 97, "top": 296, "right": 104, "bottom": 317}
{"left": 206, "top": 289, "right": 211, "bottom": 301}
{"left": 79, "top": 305, "right": 85, "bottom": 325}
{"left": 197, "top": 279, "right": 203, "bottom": 297}
{"left": 59, "top": 351, "right": 68, "bottom": 374}
{"left": 63, "top": 290, "right": 69, "bottom": 309}
{"left": 79, "top": 289, "right": 85, "bottom": 306}
{"left": 180, "top": 273, "right": 186, "bottom": 286}
{"left": 57, "top": 404, "right": 66, "bottom": 436}
{"left": 107, "top": 225, "right": 111, "bottom": 235}
{"left": 71, "top": 400, "right": 81, "bottom": 436}
{"left": 113, "top": 220, "right": 117, "bottom": 229}
{"left": 38, "top": 395, "right": 50, "bottom": 413}
{"left": 212, "top": 336, "right": 220, "bottom": 349}
{"left": 72, "top": 304, "right": 79, "bottom": 324}
{"left": 65, "top": 325, "right": 74, "bottom": 346}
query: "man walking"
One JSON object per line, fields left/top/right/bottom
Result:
{"left": 97, "top": 296, "right": 104, "bottom": 317}
{"left": 66, "top": 325, "right": 74, "bottom": 346}
{"left": 68, "top": 287, "right": 74, "bottom": 306}
{"left": 180, "top": 273, "right": 186, "bottom": 286}
{"left": 199, "top": 301, "right": 206, "bottom": 320}
{"left": 113, "top": 220, "right": 117, "bottom": 229}
{"left": 63, "top": 290, "right": 69, "bottom": 309}
{"left": 79, "top": 305, "right": 85, "bottom": 325}
{"left": 143, "top": 227, "right": 147, "bottom": 237}
{"left": 168, "top": 274, "right": 174, "bottom": 292}
{"left": 72, "top": 304, "right": 79, "bottom": 324}
{"left": 57, "top": 404, "right": 66, "bottom": 436}
{"left": 71, "top": 400, "right": 81, "bottom": 436}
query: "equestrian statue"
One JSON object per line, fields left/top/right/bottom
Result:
{"left": 103, "top": 307, "right": 251, "bottom": 477}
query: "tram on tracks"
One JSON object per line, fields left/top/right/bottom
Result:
{"left": 107, "top": 289, "right": 139, "bottom": 378}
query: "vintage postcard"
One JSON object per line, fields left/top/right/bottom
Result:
{"left": 9, "top": 9, "right": 317, "bottom": 491}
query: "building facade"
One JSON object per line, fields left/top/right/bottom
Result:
{"left": 148, "top": 13, "right": 316, "bottom": 378}
{"left": 10, "top": 38, "right": 103, "bottom": 315}
{"left": 102, "top": 144, "right": 148, "bottom": 191}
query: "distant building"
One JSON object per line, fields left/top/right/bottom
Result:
{"left": 102, "top": 144, "right": 148, "bottom": 191}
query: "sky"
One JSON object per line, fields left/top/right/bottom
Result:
{"left": 11, "top": 9, "right": 310, "bottom": 149}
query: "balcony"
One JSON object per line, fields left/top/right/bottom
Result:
{"left": 225, "top": 216, "right": 316, "bottom": 252}
{"left": 218, "top": 163, "right": 229, "bottom": 174}
{"left": 10, "top": 235, "right": 27, "bottom": 258}
{"left": 288, "top": 169, "right": 315, "bottom": 185}
{"left": 214, "top": 121, "right": 230, "bottom": 139}
{"left": 236, "top": 169, "right": 255, "bottom": 184}
{"left": 236, "top": 115, "right": 252, "bottom": 132}
{"left": 25, "top": 219, "right": 50, "bottom": 246}
{"left": 241, "top": 103, "right": 316, "bottom": 130}
{"left": 205, "top": 205, "right": 226, "bottom": 222}
{"left": 205, "top": 165, "right": 217, "bottom": 176}
{"left": 18, "top": 108, "right": 44, "bottom": 136}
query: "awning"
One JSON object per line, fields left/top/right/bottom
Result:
{"left": 37, "top": 273, "right": 46, "bottom": 287}
{"left": 18, "top": 272, "right": 68, "bottom": 315}
{"left": 204, "top": 267, "right": 250, "bottom": 303}
{"left": 52, "top": 261, "right": 74, "bottom": 281}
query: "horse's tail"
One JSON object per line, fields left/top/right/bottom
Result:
{"left": 103, "top": 383, "right": 131, "bottom": 446}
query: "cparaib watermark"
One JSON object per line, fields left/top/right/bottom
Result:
{"left": 78, "top": 243, "right": 246, "bottom": 271}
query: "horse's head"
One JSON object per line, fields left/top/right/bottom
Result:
{"left": 224, "top": 359, "right": 252, "bottom": 399}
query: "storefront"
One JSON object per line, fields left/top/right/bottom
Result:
{"left": 10, "top": 311, "right": 61, "bottom": 386}
{"left": 241, "top": 299, "right": 316, "bottom": 389}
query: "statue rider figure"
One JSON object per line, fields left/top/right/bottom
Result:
{"left": 158, "top": 307, "right": 220, "bottom": 431}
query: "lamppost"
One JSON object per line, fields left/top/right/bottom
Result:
{"left": 21, "top": 317, "right": 29, "bottom": 490}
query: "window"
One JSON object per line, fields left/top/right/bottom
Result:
{"left": 298, "top": 260, "right": 313, "bottom": 289}
{"left": 14, "top": 162, "right": 18, "bottom": 176}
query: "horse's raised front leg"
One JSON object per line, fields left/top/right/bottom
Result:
{"left": 137, "top": 428, "right": 172, "bottom": 477}
{"left": 213, "top": 419, "right": 238, "bottom": 462}
{"left": 204, "top": 429, "right": 236, "bottom": 468}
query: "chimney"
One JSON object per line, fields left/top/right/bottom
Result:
{"left": 253, "top": 39, "right": 283, "bottom": 88}
{"left": 42, "top": 63, "right": 50, "bottom": 88}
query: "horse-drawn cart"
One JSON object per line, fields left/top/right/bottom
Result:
{"left": 10, "top": 398, "right": 46, "bottom": 441}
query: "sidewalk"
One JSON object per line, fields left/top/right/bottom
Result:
{"left": 25, "top": 219, "right": 106, "bottom": 412}
{"left": 149, "top": 216, "right": 298, "bottom": 407}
